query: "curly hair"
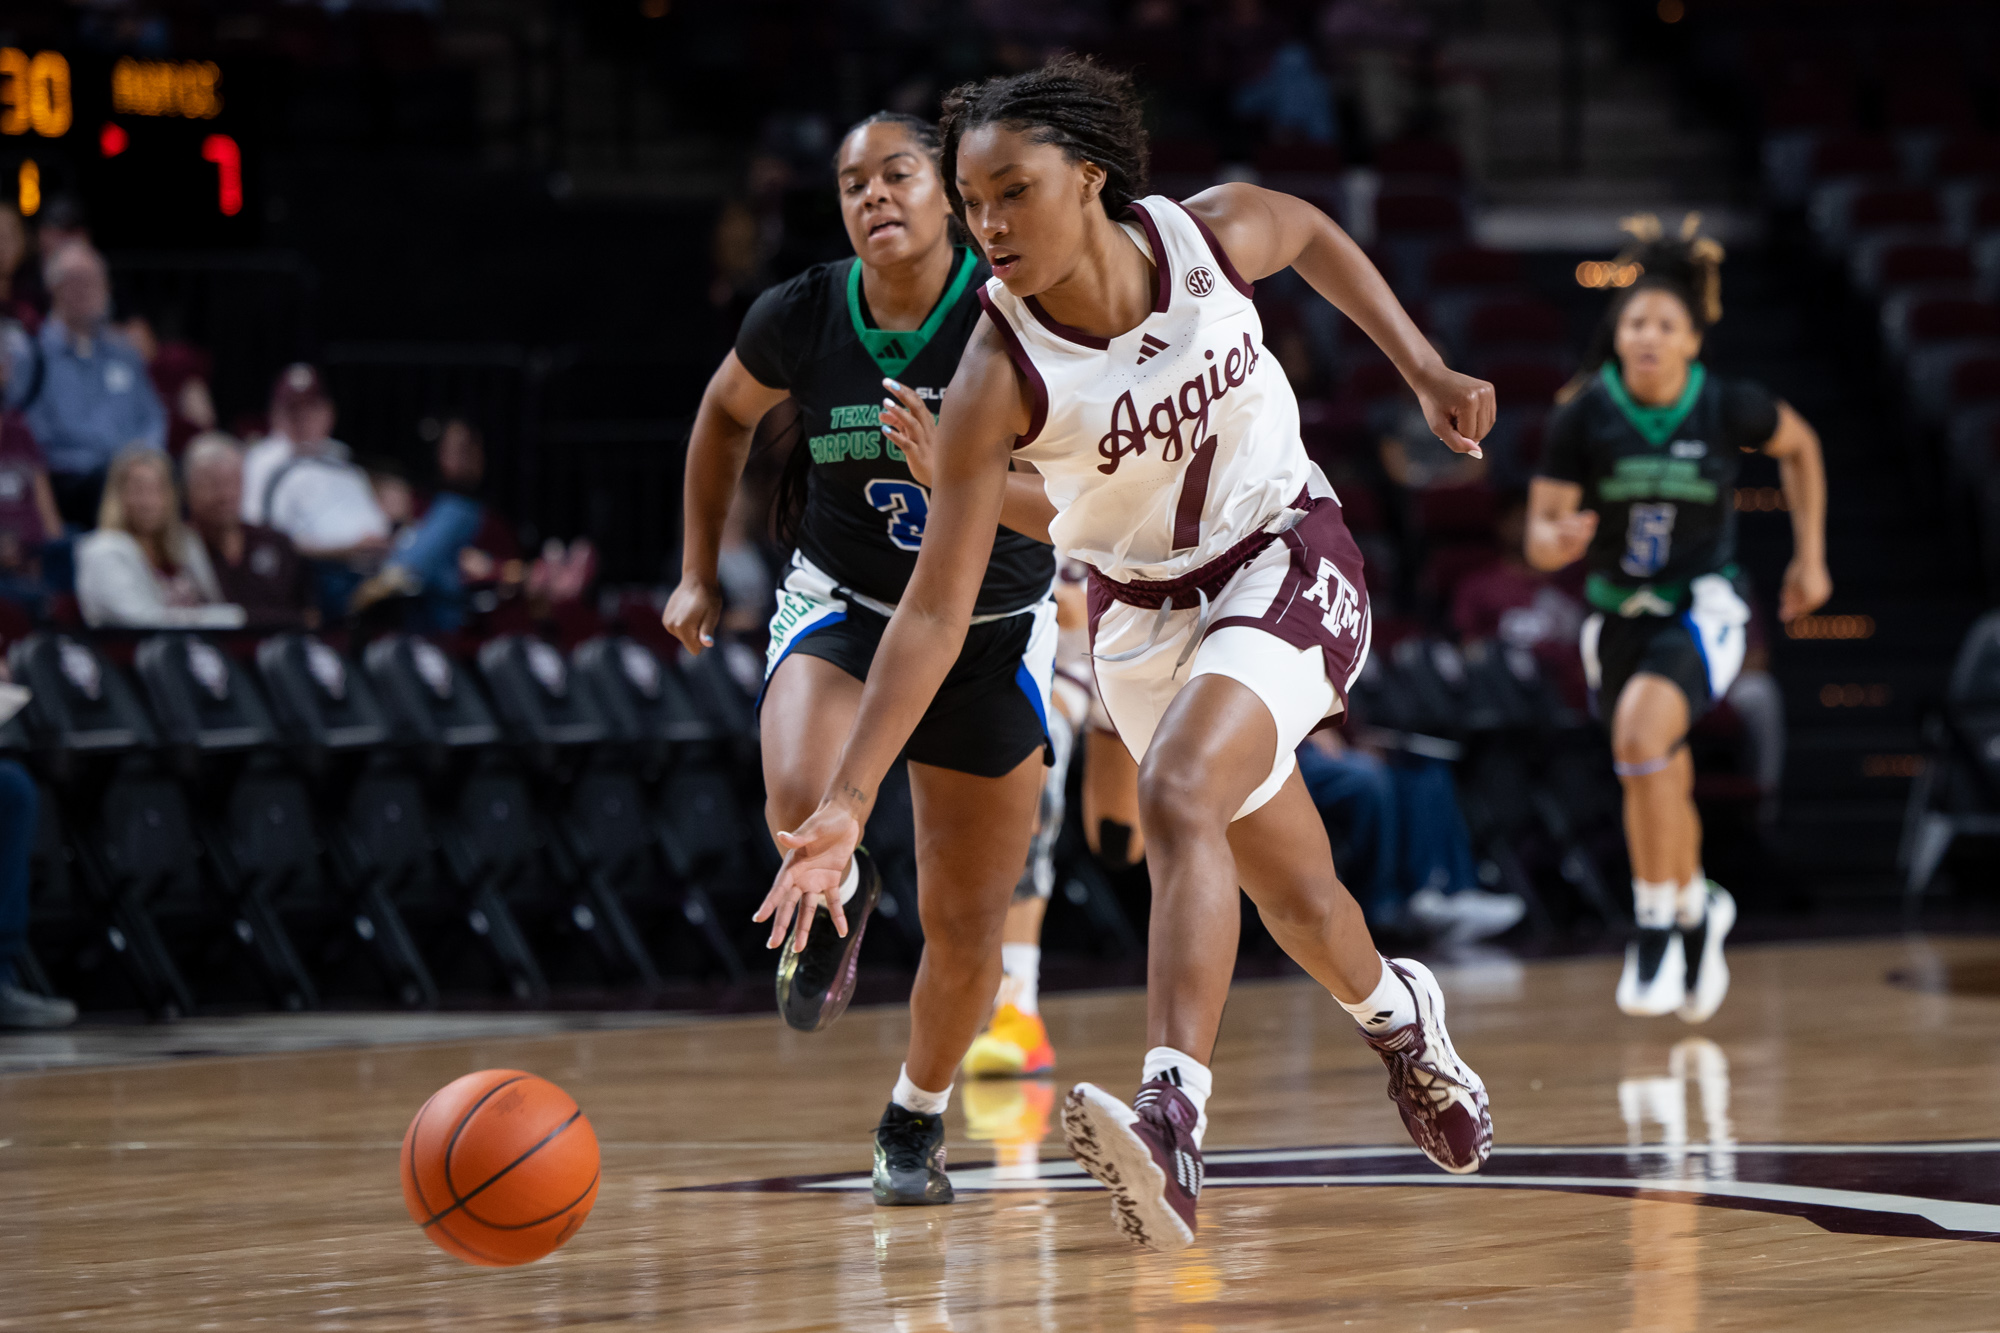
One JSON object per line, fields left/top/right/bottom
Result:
{"left": 1574, "top": 213, "right": 1727, "bottom": 381}
{"left": 938, "top": 54, "right": 1150, "bottom": 224}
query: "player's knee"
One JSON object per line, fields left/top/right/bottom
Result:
{"left": 1136, "top": 758, "right": 1227, "bottom": 845}
{"left": 1611, "top": 728, "right": 1674, "bottom": 773}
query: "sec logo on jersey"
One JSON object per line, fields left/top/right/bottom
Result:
{"left": 1185, "top": 266, "right": 1215, "bottom": 297}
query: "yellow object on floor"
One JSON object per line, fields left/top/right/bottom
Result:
{"left": 961, "top": 1004, "right": 1055, "bottom": 1078}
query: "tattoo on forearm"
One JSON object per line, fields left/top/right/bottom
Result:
{"left": 841, "top": 782, "right": 867, "bottom": 804}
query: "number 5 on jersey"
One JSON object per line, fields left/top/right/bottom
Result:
{"left": 866, "top": 479, "right": 929, "bottom": 552}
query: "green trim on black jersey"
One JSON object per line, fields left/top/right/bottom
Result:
{"left": 1599, "top": 361, "right": 1708, "bottom": 447}
{"left": 846, "top": 247, "right": 980, "bottom": 379}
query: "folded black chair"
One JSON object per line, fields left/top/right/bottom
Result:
{"left": 573, "top": 635, "right": 747, "bottom": 980}
{"left": 256, "top": 633, "right": 438, "bottom": 1007}
{"left": 132, "top": 633, "right": 317, "bottom": 1012}
{"left": 476, "top": 634, "right": 664, "bottom": 990}
{"left": 364, "top": 634, "right": 548, "bottom": 1003}
{"left": 1901, "top": 610, "right": 2000, "bottom": 896}
{"left": 10, "top": 633, "right": 189, "bottom": 1017}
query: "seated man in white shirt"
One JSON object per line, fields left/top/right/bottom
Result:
{"left": 248, "top": 365, "right": 391, "bottom": 618}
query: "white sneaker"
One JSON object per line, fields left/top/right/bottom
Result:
{"left": 0, "top": 982, "right": 78, "bottom": 1029}
{"left": 1356, "top": 958, "right": 1493, "bottom": 1174}
{"left": 1675, "top": 884, "right": 1735, "bottom": 1024}
{"left": 1616, "top": 927, "right": 1686, "bottom": 1016}
{"left": 1408, "top": 886, "right": 1527, "bottom": 944}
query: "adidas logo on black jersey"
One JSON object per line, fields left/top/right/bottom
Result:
{"left": 879, "top": 338, "right": 908, "bottom": 362}
{"left": 1136, "top": 333, "right": 1169, "bottom": 365}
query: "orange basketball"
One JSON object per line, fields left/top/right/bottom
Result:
{"left": 400, "top": 1069, "right": 600, "bottom": 1267}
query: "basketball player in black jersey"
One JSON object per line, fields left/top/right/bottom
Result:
{"left": 1526, "top": 229, "right": 1829, "bottom": 1023}
{"left": 663, "top": 113, "right": 1058, "bottom": 1206}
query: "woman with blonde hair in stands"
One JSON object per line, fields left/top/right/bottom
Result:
{"left": 76, "top": 445, "right": 245, "bottom": 629}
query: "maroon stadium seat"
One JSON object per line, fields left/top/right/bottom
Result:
{"left": 1417, "top": 484, "right": 1499, "bottom": 540}
{"left": 1849, "top": 187, "right": 1943, "bottom": 231}
{"left": 1425, "top": 246, "right": 1524, "bottom": 291}
{"left": 1374, "top": 191, "right": 1465, "bottom": 237}
{"left": 1253, "top": 142, "right": 1344, "bottom": 175}
{"left": 1810, "top": 135, "right": 1900, "bottom": 181}
{"left": 1375, "top": 138, "right": 1464, "bottom": 181}
{"left": 1934, "top": 136, "right": 2000, "bottom": 182}
{"left": 1951, "top": 357, "right": 2000, "bottom": 405}
{"left": 1878, "top": 243, "right": 1974, "bottom": 286}
{"left": 1466, "top": 300, "right": 1568, "bottom": 349}
{"left": 1907, "top": 300, "right": 2000, "bottom": 344}
{"left": 1481, "top": 361, "right": 1572, "bottom": 408}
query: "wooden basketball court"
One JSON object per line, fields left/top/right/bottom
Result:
{"left": 4, "top": 936, "right": 1998, "bottom": 1330}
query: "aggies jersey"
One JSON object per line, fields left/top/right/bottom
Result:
{"left": 978, "top": 197, "right": 1316, "bottom": 584}
{"left": 735, "top": 246, "right": 1055, "bottom": 616}
{"left": 1540, "top": 364, "right": 1779, "bottom": 613}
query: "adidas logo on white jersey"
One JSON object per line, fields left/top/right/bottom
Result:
{"left": 1136, "top": 333, "right": 1169, "bottom": 364}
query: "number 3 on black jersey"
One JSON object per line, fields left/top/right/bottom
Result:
{"left": 866, "top": 479, "right": 929, "bottom": 552}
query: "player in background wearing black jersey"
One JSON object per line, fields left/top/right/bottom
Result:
{"left": 1526, "top": 224, "right": 1829, "bottom": 1023}
{"left": 663, "top": 114, "right": 1062, "bottom": 1206}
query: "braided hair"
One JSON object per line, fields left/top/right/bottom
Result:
{"left": 938, "top": 55, "right": 1150, "bottom": 225}
{"left": 1575, "top": 212, "right": 1727, "bottom": 383}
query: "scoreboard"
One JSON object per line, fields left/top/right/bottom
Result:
{"left": 1, "top": 48, "right": 256, "bottom": 247}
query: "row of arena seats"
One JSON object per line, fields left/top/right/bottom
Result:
{"left": 1345, "top": 635, "right": 1625, "bottom": 932}
{"left": 3, "top": 629, "right": 768, "bottom": 1017}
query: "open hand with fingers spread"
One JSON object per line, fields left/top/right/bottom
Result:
{"left": 758, "top": 796, "right": 867, "bottom": 952}
{"left": 1410, "top": 363, "right": 1497, "bottom": 460}
{"left": 879, "top": 378, "right": 938, "bottom": 486}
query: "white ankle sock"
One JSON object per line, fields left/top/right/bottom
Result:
{"left": 836, "top": 856, "right": 860, "bottom": 907}
{"left": 1675, "top": 873, "right": 1708, "bottom": 928}
{"left": 1338, "top": 955, "right": 1417, "bottom": 1034}
{"left": 998, "top": 943, "right": 1041, "bottom": 1015}
{"left": 891, "top": 1064, "right": 950, "bottom": 1116}
{"left": 1634, "top": 879, "right": 1677, "bottom": 930}
{"left": 1141, "top": 1045, "right": 1212, "bottom": 1146}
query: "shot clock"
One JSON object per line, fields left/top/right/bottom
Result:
{"left": 1, "top": 48, "right": 256, "bottom": 246}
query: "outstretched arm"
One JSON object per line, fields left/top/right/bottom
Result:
{"left": 1184, "top": 182, "right": 1495, "bottom": 454}
{"left": 662, "top": 351, "right": 789, "bottom": 654}
{"left": 1765, "top": 401, "right": 1831, "bottom": 622}
{"left": 755, "top": 322, "right": 1032, "bottom": 949}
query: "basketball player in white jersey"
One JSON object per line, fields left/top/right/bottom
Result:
{"left": 759, "top": 56, "right": 1498, "bottom": 1251}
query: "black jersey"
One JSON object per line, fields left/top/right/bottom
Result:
{"left": 1540, "top": 364, "right": 1779, "bottom": 615}
{"left": 734, "top": 246, "right": 1055, "bottom": 616}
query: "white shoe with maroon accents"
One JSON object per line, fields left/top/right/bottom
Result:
{"left": 1356, "top": 958, "right": 1493, "bottom": 1174}
{"left": 1061, "top": 1078, "right": 1203, "bottom": 1251}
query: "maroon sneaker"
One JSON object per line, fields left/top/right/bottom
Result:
{"left": 1061, "top": 1079, "right": 1203, "bottom": 1251}
{"left": 1356, "top": 957, "right": 1493, "bottom": 1174}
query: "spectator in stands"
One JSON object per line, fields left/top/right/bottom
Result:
{"left": 120, "top": 314, "right": 217, "bottom": 458}
{"left": 0, "top": 203, "right": 39, "bottom": 330}
{"left": 1299, "top": 730, "right": 1526, "bottom": 944}
{"left": 1233, "top": 42, "right": 1339, "bottom": 145}
{"left": 0, "top": 350, "right": 61, "bottom": 618}
{"left": 183, "top": 432, "right": 317, "bottom": 629}
{"left": 350, "top": 418, "right": 500, "bottom": 628}
{"left": 1452, "top": 494, "right": 1588, "bottom": 708}
{"left": 11, "top": 244, "right": 167, "bottom": 529}
{"left": 0, "top": 754, "right": 76, "bottom": 1028}
{"left": 76, "top": 445, "right": 244, "bottom": 630}
{"left": 241, "top": 364, "right": 392, "bottom": 617}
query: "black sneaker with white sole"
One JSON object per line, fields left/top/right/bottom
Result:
{"left": 1616, "top": 925, "right": 1686, "bottom": 1016}
{"left": 776, "top": 848, "right": 883, "bottom": 1033}
{"left": 1676, "top": 883, "right": 1735, "bottom": 1024}
{"left": 873, "top": 1102, "right": 954, "bottom": 1206}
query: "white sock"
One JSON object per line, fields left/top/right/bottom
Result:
{"left": 836, "top": 856, "right": 860, "bottom": 907}
{"left": 1634, "top": 879, "right": 1677, "bottom": 930}
{"left": 1676, "top": 873, "right": 1709, "bottom": 928}
{"left": 1337, "top": 955, "right": 1416, "bottom": 1034}
{"left": 891, "top": 1063, "right": 950, "bottom": 1116}
{"left": 998, "top": 943, "right": 1041, "bottom": 1015}
{"left": 1142, "top": 1045, "right": 1212, "bottom": 1147}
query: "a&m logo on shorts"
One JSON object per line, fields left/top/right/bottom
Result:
{"left": 1303, "top": 557, "right": 1363, "bottom": 640}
